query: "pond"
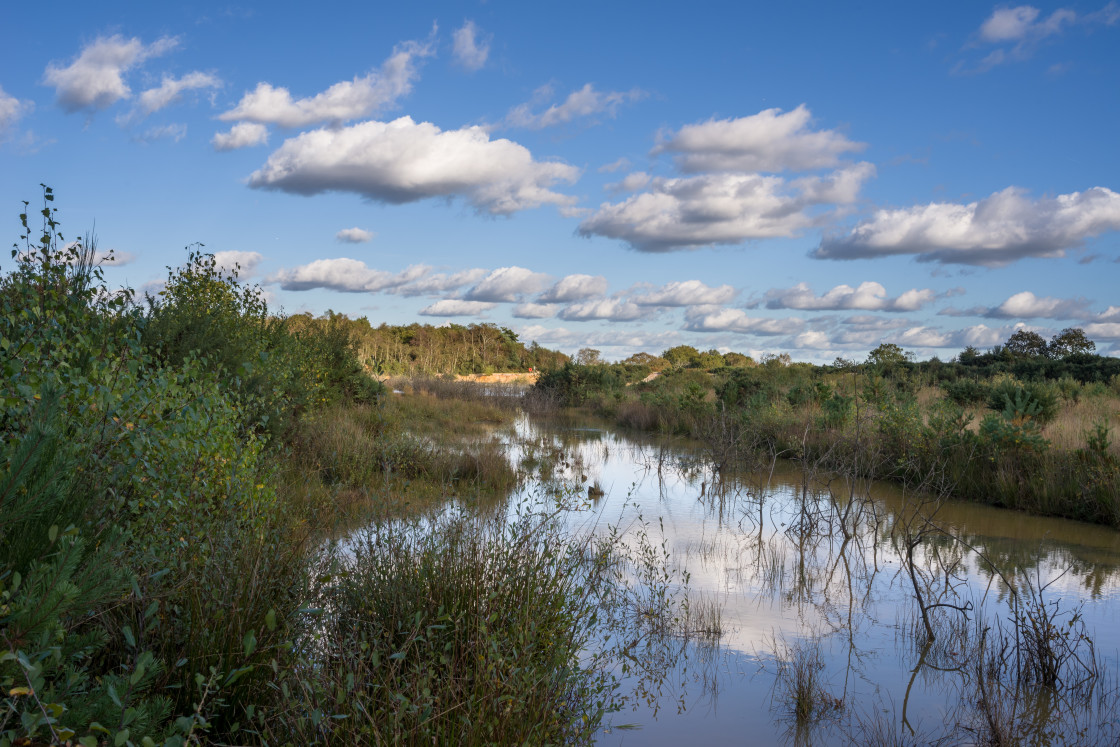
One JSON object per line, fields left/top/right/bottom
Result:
{"left": 502, "top": 413, "right": 1120, "bottom": 746}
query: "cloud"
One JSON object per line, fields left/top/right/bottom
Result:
{"left": 248, "top": 116, "right": 580, "bottom": 215}
{"left": 219, "top": 37, "right": 433, "bottom": 127}
{"left": 814, "top": 186, "right": 1120, "bottom": 266}
{"left": 213, "top": 250, "right": 263, "bottom": 276}
{"left": 979, "top": 5, "right": 1073, "bottom": 42}
{"left": 512, "top": 303, "right": 559, "bottom": 319}
{"left": 651, "top": 105, "right": 866, "bottom": 173}
{"left": 579, "top": 164, "right": 874, "bottom": 251}
{"left": 506, "top": 83, "right": 645, "bottom": 129}
{"left": 464, "top": 266, "right": 550, "bottom": 302}
{"left": 792, "top": 330, "right": 834, "bottom": 349}
{"left": 1085, "top": 322, "right": 1120, "bottom": 340}
{"left": 1095, "top": 306, "right": 1120, "bottom": 323}
{"left": 452, "top": 21, "right": 491, "bottom": 71}
{"left": 133, "top": 123, "right": 187, "bottom": 143}
{"left": 120, "top": 71, "right": 220, "bottom": 123}
{"left": 269, "top": 258, "right": 426, "bottom": 292}
{"left": 605, "top": 171, "right": 651, "bottom": 193}
{"left": 683, "top": 307, "right": 805, "bottom": 336}
{"left": 335, "top": 227, "right": 374, "bottom": 243}
{"left": 631, "top": 280, "right": 737, "bottom": 307}
{"left": 538, "top": 274, "right": 608, "bottom": 303}
{"left": 558, "top": 298, "right": 647, "bottom": 322}
{"left": 212, "top": 122, "right": 269, "bottom": 151}
{"left": 764, "top": 281, "right": 936, "bottom": 312}
{"left": 599, "top": 157, "right": 631, "bottom": 173}
{"left": 92, "top": 249, "right": 135, "bottom": 266}
{"left": 44, "top": 35, "right": 177, "bottom": 113}
{"left": 984, "top": 290, "right": 1092, "bottom": 319}
{"left": 962, "top": 4, "right": 1117, "bottom": 72}
{"left": 515, "top": 324, "right": 682, "bottom": 355}
{"left": 0, "top": 85, "right": 32, "bottom": 130}
{"left": 419, "top": 299, "right": 496, "bottom": 317}
{"left": 392, "top": 268, "right": 488, "bottom": 297}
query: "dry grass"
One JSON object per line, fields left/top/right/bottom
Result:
{"left": 1041, "top": 393, "right": 1120, "bottom": 455}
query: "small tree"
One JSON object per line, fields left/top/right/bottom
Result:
{"left": 661, "top": 345, "right": 701, "bottom": 370}
{"left": 866, "top": 343, "right": 911, "bottom": 368}
{"left": 622, "top": 352, "right": 669, "bottom": 371}
{"left": 1004, "top": 329, "right": 1048, "bottom": 358}
{"left": 574, "top": 347, "right": 602, "bottom": 365}
{"left": 722, "top": 351, "right": 754, "bottom": 368}
{"left": 1048, "top": 327, "right": 1095, "bottom": 359}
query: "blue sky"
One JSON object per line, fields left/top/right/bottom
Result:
{"left": 1, "top": 1, "right": 1118, "bottom": 362}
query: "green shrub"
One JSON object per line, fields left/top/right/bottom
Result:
{"left": 943, "top": 377, "right": 990, "bottom": 406}
{"left": 986, "top": 379, "right": 1059, "bottom": 424}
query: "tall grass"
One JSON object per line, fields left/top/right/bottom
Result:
{"left": 261, "top": 505, "right": 621, "bottom": 745}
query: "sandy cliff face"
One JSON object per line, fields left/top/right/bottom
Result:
{"left": 454, "top": 372, "right": 539, "bottom": 384}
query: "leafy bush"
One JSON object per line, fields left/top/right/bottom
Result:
{"left": 943, "top": 377, "right": 990, "bottom": 407}
{"left": 986, "top": 378, "right": 1059, "bottom": 424}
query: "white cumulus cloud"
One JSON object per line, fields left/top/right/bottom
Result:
{"left": 986, "top": 290, "right": 1091, "bottom": 319}
{"left": 764, "top": 281, "right": 935, "bottom": 312}
{"left": 465, "top": 266, "right": 551, "bottom": 302}
{"left": 538, "top": 274, "right": 608, "bottom": 303}
{"left": 580, "top": 164, "right": 873, "bottom": 251}
{"left": 44, "top": 35, "right": 178, "bottom": 113}
{"left": 213, "top": 250, "right": 264, "bottom": 276}
{"left": 631, "top": 280, "right": 738, "bottom": 307}
{"left": 651, "top": 105, "right": 866, "bottom": 173}
{"left": 683, "top": 308, "right": 805, "bottom": 336}
{"left": 513, "top": 303, "right": 559, "bottom": 319}
{"left": 212, "top": 122, "right": 269, "bottom": 151}
{"left": 220, "top": 37, "right": 433, "bottom": 127}
{"left": 120, "top": 71, "right": 220, "bottom": 123}
{"left": 453, "top": 21, "right": 491, "bottom": 71}
{"left": 419, "top": 299, "right": 496, "bottom": 317}
{"left": 335, "top": 227, "right": 375, "bottom": 243}
{"left": 506, "top": 83, "right": 645, "bottom": 130}
{"left": 0, "top": 85, "right": 32, "bottom": 130}
{"left": 558, "top": 299, "right": 647, "bottom": 322}
{"left": 269, "top": 258, "right": 426, "bottom": 292}
{"left": 814, "top": 186, "right": 1120, "bottom": 266}
{"left": 248, "top": 116, "right": 580, "bottom": 215}
{"left": 392, "top": 268, "right": 489, "bottom": 297}
{"left": 979, "top": 5, "right": 1075, "bottom": 42}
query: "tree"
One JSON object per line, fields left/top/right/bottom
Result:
{"left": 574, "top": 347, "right": 602, "bottom": 365}
{"left": 1003, "top": 329, "right": 1048, "bottom": 358}
{"left": 958, "top": 345, "right": 981, "bottom": 364}
{"left": 622, "top": 352, "right": 669, "bottom": 371}
{"left": 722, "top": 351, "right": 754, "bottom": 368}
{"left": 661, "top": 345, "right": 701, "bottom": 369}
{"left": 1048, "top": 327, "right": 1095, "bottom": 359}
{"left": 866, "top": 343, "right": 912, "bottom": 368}
{"left": 697, "top": 348, "right": 725, "bottom": 370}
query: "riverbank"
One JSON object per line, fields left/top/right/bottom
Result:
{"left": 530, "top": 361, "right": 1120, "bottom": 527}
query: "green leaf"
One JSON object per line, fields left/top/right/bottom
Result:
{"left": 264, "top": 608, "right": 276, "bottom": 631}
{"left": 242, "top": 629, "right": 257, "bottom": 657}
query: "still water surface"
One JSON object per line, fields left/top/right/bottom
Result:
{"left": 502, "top": 414, "right": 1120, "bottom": 746}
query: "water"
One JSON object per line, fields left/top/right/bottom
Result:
{"left": 502, "top": 413, "right": 1120, "bottom": 745}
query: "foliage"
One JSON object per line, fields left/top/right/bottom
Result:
{"left": 985, "top": 377, "right": 1059, "bottom": 424}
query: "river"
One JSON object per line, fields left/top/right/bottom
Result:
{"left": 499, "top": 412, "right": 1120, "bottom": 746}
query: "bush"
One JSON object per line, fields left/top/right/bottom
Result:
{"left": 943, "top": 377, "right": 990, "bottom": 407}
{"left": 986, "top": 378, "right": 1059, "bottom": 424}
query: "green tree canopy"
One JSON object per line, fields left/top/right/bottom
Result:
{"left": 1048, "top": 327, "right": 1095, "bottom": 359}
{"left": 1004, "top": 329, "right": 1048, "bottom": 358}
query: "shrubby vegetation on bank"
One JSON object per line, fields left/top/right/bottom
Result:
{"left": 532, "top": 339, "right": 1120, "bottom": 526}
{"left": 0, "top": 190, "right": 614, "bottom": 746}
